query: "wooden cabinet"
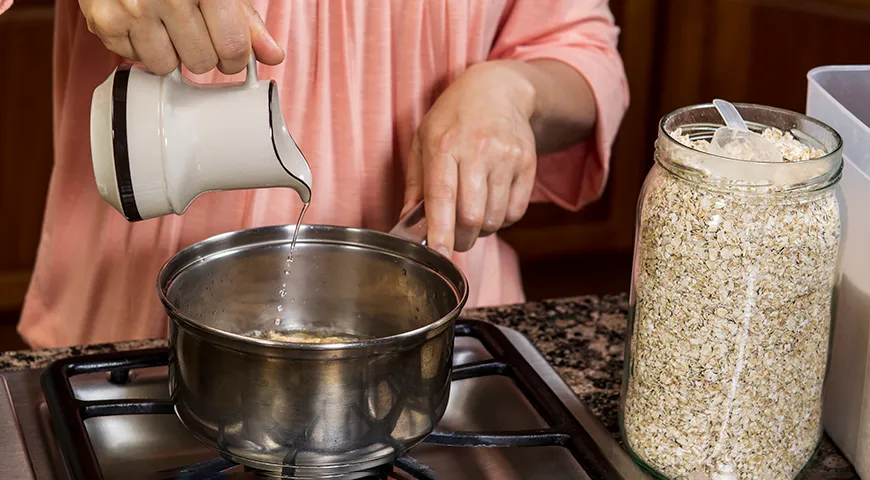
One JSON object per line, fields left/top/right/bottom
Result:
{"left": 653, "top": 0, "right": 870, "bottom": 120}
{"left": 2, "top": 0, "right": 870, "bottom": 347}
{"left": 0, "top": 0, "right": 54, "bottom": 313}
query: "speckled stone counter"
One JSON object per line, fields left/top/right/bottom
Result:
{"left": 0, "top": 294, "right": 857, "bottom": 478}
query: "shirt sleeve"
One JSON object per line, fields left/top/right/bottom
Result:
{"left": 488, "top": 0, "right": 629, "bottom": 212}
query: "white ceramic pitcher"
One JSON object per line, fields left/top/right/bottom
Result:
{"left": 89, "top": 55, "right": 312, "bottom": 221}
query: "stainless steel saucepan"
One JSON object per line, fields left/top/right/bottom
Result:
{"left": 157, "top": 205, "right": 467, "bottom": 477}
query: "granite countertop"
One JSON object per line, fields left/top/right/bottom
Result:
{"left": 0, "top": 294, "right": 857, "bottom": 478}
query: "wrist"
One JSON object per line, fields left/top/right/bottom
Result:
{"left": 466, "top": 60, "right": 538, "bottom": 119}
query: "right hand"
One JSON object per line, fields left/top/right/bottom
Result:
{"left": 78, "top": 0, "right": 285, "bottom": 75}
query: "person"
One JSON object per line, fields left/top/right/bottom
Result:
{"left": 0, "top": 0, "right": 628, "bottom": 348}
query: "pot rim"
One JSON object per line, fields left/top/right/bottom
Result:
{"left": 157, "top": 223, "right": 469, "bottom": 352}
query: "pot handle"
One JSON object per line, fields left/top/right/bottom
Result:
{"left": 389, "top": 200, "right": 428, "bottom": 246}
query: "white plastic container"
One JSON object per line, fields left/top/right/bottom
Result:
{"left": 808, "top": 65, "right": 870, "bottom": 479}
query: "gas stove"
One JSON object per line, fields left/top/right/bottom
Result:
{"left": 0, "top": 320, "right": 647, "bottom": 479}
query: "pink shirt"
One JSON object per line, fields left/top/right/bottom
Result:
{"left": 1, "top": 0, "right": 628, "bottom": 348}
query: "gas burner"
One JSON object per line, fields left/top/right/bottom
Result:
{"left": 0, "top": 319, "right": 647, "bottom": 479}
{"left": 156, "top": 455, "right": 432, "bottom": 479}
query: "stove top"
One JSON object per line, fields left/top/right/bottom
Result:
{"left": 0, "top": 320, "right": 648, "bottom": 479}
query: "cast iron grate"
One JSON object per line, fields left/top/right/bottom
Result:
{"left": 41, "top": 319, "right": 621, "bottom": 479}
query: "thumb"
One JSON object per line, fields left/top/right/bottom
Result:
{"left": 244, "top": 2, "right": 284, "bottom": 65}
{"left": 401, "top": 134, "right": 424, "bottom": 218}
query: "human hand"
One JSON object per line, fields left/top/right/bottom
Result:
{"left": 78, "top": 0, "right": 284, "bottom": 75}
{"left": 401, "top": 61, "right": 538, "bottom": 257}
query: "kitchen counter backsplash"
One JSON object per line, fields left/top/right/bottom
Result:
{"left": 0, "top": 294, "right": 857, "bottom": 478}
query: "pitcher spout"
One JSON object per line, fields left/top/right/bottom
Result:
{"left": 269, "top": 84, "right": 312, "bottom": 204}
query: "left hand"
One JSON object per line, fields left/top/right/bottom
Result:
{"left": 402, "top": 61, "right": 538, "bottom": 257}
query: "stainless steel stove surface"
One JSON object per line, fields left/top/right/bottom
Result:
{"left": 0, "top": 320, "right": 648, "bottom": 480}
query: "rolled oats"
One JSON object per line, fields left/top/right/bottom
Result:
{"left": 622, "top": 127, "right": 841, "bottom": 479}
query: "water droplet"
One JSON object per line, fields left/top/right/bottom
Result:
{"left": 415, "top": 307, "right": 420, "bottom": 312}
{"left": 290, "top": 298, "right": 296, "bottom": 303}
{"left": 283, "top": 270, "right": 289, "bottom": 275}
{"left": 402, "top": 269, "right": 407, "bottom": 276}
{"left": 274, "top": 318, "right": 282, "bottom": 326}
{"left": 277, "top": 305, "right": 284, "bottom": 313}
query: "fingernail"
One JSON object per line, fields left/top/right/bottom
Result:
{"left": 435, "top": 246, "right": 451, "bottom": 258}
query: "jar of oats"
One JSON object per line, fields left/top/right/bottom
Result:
{"left": 619, "top": 103, "right": 844, "bottom": 480}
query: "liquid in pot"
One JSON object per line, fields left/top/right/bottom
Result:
{"left": 244, "top": 328, "right": 364, "bottom": 344}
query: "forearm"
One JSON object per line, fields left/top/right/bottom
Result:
{"left": 479, "top": 59, "right": 597, "bottom": 155}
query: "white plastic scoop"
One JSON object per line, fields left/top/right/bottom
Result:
{"left": 710, "top": 99, "right": 782, "bottom": 163}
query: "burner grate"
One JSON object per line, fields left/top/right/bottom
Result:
{"left": 41, "top": 319, "right": 621, "bottom": 479}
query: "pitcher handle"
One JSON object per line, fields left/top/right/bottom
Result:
{"left": 167, "top": 54, "right": 259, "bottom": 87}
{"left": 389, "top": 200, "right": 428, "bottom": 246}
{"left": 244, "top": 54, "right": 259, "bottom": 87}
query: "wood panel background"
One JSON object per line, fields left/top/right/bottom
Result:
{"left": 0, "top": 1, "right": 53, "bottom": 315}
{"left": 2, "top": 0, "right": 870, "bottom": 350}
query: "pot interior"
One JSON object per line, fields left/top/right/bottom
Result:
{"left": 159, "top": 225, "right": 466, "bottom": 342}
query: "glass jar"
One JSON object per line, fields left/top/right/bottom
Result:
{"left": 619, "top": 103, "right": 844, "bottom": 479}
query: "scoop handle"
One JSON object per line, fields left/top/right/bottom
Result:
{"left": 713, "top": 99, "right": 749, "bottom": 131}
{"left": 389, "top": 201, "right": 428, "bottom": 246}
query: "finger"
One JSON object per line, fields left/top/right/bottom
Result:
{"left": 84, "top": 3, "right": 137, "bottom": 60}
{"left": 200, "top": 0, "right": 251, "bottom": 75}
{"left": 129, "top": 20, "right": 178, "bottom": 74}
{"left": 423, "top": 148, "right": 459, "bottom": 258}
{"left": 158, "top": 3, "right": 219, "bottom": 74}
{"left": 454, "top": 160, "right": 487, "bottom": 252}
{"left": 505, "top": 155, "right": 537, "bottom": 227}
{"left": 401, "top": 135, "right": 424, "bottom": 218}
{"left": 478, "top": 162, "right": 513, "bottom": 236}
{"left": 102, "top": 35, "right": 139, "bottom": 62}
{"left": 242, "top": 1, "right": 285, "bottom": 65}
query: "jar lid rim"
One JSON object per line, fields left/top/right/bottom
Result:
{"left": 659, "top": 102, "right": 844, "bottom": 167}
